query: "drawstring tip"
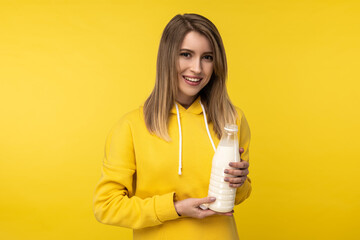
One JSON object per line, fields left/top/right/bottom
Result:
{"left": 178, "top": 169, "right": 182, "bottom": 175}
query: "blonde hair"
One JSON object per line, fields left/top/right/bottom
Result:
{"left": 144, "top": 13, "right": 237, "bottom": 141}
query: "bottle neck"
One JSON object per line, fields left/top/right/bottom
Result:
{"left": 219, "top": 130, "right": 238, "bottom": 147}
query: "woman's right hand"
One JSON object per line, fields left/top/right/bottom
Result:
{"left": 174, "top": 197, "right": 234, "bottom": 219}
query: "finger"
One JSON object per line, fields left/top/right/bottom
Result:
{"left": 229, "top": 183, "right": 244, "bottom": 188}
{"left": 229, "top": 161, "right": 249, "bottom": 169}
{"left": 225, "top": 176, "right": 247, "bottom": 184}
{"left": 239, "top": 148, "right": 244, "bottom": 154}
{"left": 216, "top": 210, "right": 234, "bottom": 216}
{"left": 224, "top": 168, "right": 249, "bottom": 176}
{"left": 216, "top": 212, "right": 233, "bottom": 216}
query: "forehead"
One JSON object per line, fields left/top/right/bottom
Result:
{"left": 180, "top": 31, "right": 213, "bottom": 52}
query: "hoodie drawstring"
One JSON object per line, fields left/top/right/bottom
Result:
{"left": 200, "top": 102, "right": 216, "bottom": 152}
{"left": 175, "top": 103, "right": 182, "bottom": 175}
{"left": 175, "top": 101, "right": 216, "bottom": 175}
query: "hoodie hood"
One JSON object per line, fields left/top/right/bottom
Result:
{"left": 170, "top": 96, "right": 204, "bottom": 115}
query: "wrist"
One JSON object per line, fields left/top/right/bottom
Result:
{"left": 173, "top": 193, "right": 181, "bottom": 216}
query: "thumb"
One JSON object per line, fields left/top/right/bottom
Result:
{"left": 197, "top": 197, "right": 216, "bottom": 205}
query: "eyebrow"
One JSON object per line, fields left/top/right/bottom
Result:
{"left": 180, "top": 48, "right": 213, "bottom": 54}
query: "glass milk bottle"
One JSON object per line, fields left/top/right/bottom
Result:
{"left": 207, "top": 124, "right": 240, "bottom": 212}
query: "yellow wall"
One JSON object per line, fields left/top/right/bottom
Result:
{"left": 1, "top": 0, "right": 359, "bottom": 239}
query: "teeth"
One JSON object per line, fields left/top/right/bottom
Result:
{"left": 184, "top": 76, "right": 202, "bottom": 82}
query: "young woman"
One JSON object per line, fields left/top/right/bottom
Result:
{"left": 93, "top": 14, "right": 251, "bottom": 239}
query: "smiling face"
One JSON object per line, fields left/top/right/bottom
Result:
{"left": 176, "top": 31, "right": 214, "bottom": 108}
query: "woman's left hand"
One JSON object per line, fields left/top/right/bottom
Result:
{"left": 224, "top": 148, "right": 249, "bottom": 188}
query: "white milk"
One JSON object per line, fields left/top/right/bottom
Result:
{"left": 207, "top": 124, "right": 240, "bottom": 212}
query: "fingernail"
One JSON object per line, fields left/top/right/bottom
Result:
{"left": 224, "top": 177, "right": 229, "bottom": 182}
{"left": 210, "top": 197, "right": 216, "bottom": 201}
{"left": 228, "top": 163, "right": 233, "bottom": 167}
{"left": 224, "top": 169, "right": 229, "bottom": 173}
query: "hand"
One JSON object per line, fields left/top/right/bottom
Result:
{"left": 174, "top": 197, "right": 233, "bottom": 218}
{"left": 224, "top": 148, "right": 249, "bottom": 188}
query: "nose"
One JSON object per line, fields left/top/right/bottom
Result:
{"left": 190, "top": 58, "right": 202, "bottom": 74}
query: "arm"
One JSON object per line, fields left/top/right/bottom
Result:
{"left": 93, "top": 117, "right": 180, "bottom": 229}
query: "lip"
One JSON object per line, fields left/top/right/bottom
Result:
{"left": 183, "top": 75, "right": 203, "bottom": 86}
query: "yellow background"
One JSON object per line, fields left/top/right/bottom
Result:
{"left": 1, "top": 0, "right": 359, "bottom": 239}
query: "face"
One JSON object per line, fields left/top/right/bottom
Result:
{"left": 176, "top": 31, "right": 214, "bottom": 107}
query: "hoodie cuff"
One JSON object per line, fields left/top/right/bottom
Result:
{"left": 235, "top": 178, "right": 252, "bottom": 205}
{"left": 155, "top": 192, "right": 180, "bottom": 223}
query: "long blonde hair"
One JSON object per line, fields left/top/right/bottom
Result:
{"left": 144, "top": 13, "right": 237, "bottom": 141}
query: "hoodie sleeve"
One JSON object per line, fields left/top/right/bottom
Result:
{"left": 93, "top": 116, "right": 180, "bottom": 229}
{"left": 235, "top": 109, "right": 252, "bottom": 205}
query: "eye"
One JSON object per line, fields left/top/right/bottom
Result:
{"left": 180, "top": 52, "right": 191, "bottom": 58}
{"left": 203, "top": 55, "right": 213, "bottom": 61}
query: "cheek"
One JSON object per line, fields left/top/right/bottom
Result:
{"left": 205, "top": 64, "right": 214, "bottom": 77}
{"left": 177, "top": 59, "right": 187, "bottom": 74}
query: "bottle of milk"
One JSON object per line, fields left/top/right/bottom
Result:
{"left": 206, "top": 124, "right": 240, "bottom": 212}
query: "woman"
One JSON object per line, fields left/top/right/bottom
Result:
{"left": 93, "top": 13, "right": 251, "bottom": 239}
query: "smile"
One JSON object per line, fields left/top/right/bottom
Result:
{"left": 184, "top": 76, "right": 202, "bottom": 82}
{"left": 183, "top": 76, "right": 203, "bottom": 86}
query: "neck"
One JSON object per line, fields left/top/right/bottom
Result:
{"left": 176, "top": 95, "right": 198, "bottom": 109}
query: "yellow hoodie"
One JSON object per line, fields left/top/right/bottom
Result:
{"left": 93, "top": 97, "right": 251, "bottom": 239}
